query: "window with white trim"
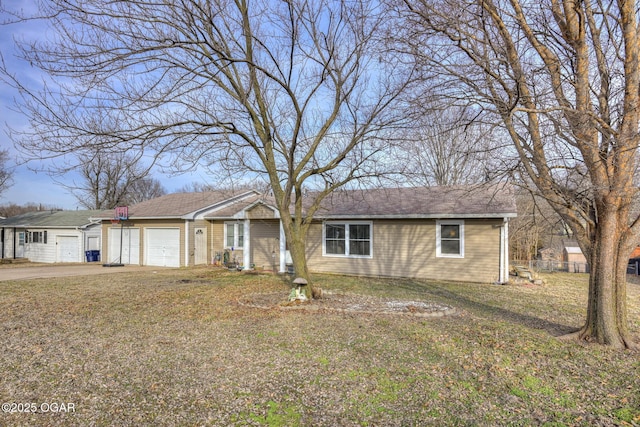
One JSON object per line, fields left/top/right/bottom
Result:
{"left": 27, "top": 231, "right": 47, "bottom": 244}
{"left": 323, "top": 222, "right": 372, "bottom": 257}
{"left": 224, "top": 222, "right": 244, "bottom": 249}
{"left": 436, "top": 220, "right": 464, "bottom": 258}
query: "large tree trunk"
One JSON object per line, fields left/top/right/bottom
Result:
{"left": 576, "top": 203, "right": 634, "bottom": 349}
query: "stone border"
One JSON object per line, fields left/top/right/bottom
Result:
{"left": 238, "top": 292, "right": 458, "bottom": 318}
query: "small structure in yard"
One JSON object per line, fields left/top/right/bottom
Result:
{"left": 562, "top": 241, "right": 588, "bottom": 273}
{"left": 289, "top": 277, "right": 308, "bottom": 302}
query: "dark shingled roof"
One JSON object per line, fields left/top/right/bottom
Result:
{"left": 90, "top": 184, "right": 516, "bottom": 220}
{"left": 0, "top": 210, "right": 103, "bottom": 228}
{"left": 203, "top": 195, "right": 272, "bottom": 218}
{"left": 312, "top": 184, "right": 517, "bottom": 218}
{"left": 92, "top": 190, "right": 258, "bottom": 219}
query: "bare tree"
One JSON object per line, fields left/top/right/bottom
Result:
{"left": 176, "top": 180, "right": 268, "bottom": 194}
{"left": 1, "top": 0, "right": 415, "bottom": 295}
{"left": 399, "top": 107, "right": 494, "bottom": 186}
{"left": 0, "top": 203, "right": 60, "bottom": 218}
{"left": 0, "top": 149, "right": 12, "bottom": 197}
{"left": 401, "top": 0, "right": 640, "bottom": 348}
{"left": 125, "top": 177, "right": 167, "bottom": 205}
{"left": 71, "top": 151, "right": 164, "bottom": 209}
{"left": 509, "top": 189, "right": 564, "bottom": 262}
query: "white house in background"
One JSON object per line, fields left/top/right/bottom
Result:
{"left": 0, "top": 210, "right": 103, "bottom": 263}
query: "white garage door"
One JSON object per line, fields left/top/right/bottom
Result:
{"left": 108, "top": 227, "right": 140, "bottom": 265}
{"left": 57, "top": 236, "right": 79, "bottom": 263}
{"left": 145, "top": 228, "right": 180, "bottom": 267}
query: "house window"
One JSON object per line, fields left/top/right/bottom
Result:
{"left": 224, "top": 222, "right": 244, "bottom": 249}
{"left": 28, "top": 231, "right": 47, "bottom": 244}
{"left": 436, "top": 220, "right": 464, "bottom": 258}
{"left": 324, "top": 222, "right": 372, "bottom": 257}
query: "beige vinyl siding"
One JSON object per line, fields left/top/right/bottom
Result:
{"left": 306, "top": 218, "right": 503, "bottom": 283}
{"left": 250, "top": 219, "right": 280, "bottom": 270}
{"left": 212, "top": 221, "right": 224, "bottom": 253}
{"left": 247, "top": 204, "right": 276, "bottom": 219}
{"left": 211, "top": 221, "right": 244, "bottom": 265}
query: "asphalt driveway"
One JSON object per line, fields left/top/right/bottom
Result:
{"left": 0, "top": 264, "right": 168, "bottom": 281}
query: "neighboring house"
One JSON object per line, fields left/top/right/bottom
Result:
{"left": 538, "top": 247, "right": 560, "bottom": 262}
{"left": 95, "top": 184, "right": 517, "bottom": 283}
{"left": 0, "top": 210, "right": 103, "bottom": 263}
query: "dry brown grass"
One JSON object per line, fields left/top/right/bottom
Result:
{"left": 0, "top": 267, "right": 638, "bottom": 426}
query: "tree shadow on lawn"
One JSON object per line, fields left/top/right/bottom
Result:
{"left": 392, "top": 279, "right": 579, "bottom": 338}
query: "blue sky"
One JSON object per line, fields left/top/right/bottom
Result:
{"left": 0, "top": 1, "right": 77, "bottom": 208}
{"left": 0, "top": 1, "right": 208, "bottom": 210}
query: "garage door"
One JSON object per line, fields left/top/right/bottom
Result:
{"left": 145, "top": 228, "right": 180, "bottom": 267}
{"left": 57, "top": 236, "right": 79, "bottom": 263}
{"left": 108, "top": 227, "right": 140, "bottom": 265}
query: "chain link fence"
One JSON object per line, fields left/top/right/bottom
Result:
{"left": 515, "top": 259, "right": 640, "bottom": 275}
{"left": 514, "top": 260, "right": 590, "bottom": 274}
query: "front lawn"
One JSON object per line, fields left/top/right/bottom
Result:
{"left": 0, "top": 268, "right": 638, "bottom": 426}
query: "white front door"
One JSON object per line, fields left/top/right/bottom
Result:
{"left": 194, "top": 227, "right": 207, "bottom": 265}
{"left": 16, "top": 232, "right": 25, "bottom": 258}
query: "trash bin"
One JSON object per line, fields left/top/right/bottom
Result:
{"left": 85, "top": 250, "right": 100, "bottom": 262}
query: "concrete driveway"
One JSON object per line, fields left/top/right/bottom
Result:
{"left": 0, "top": 264, "right": 168, "bottom": 281}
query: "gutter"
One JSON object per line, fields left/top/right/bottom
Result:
{"left": 313, "top": 213, "right": 518, "bottom": 220}
{"left": 203, "top": 213, "right": 518, "bottom": 221}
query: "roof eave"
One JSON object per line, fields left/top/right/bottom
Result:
{"left": 99, "top": 216, "right": 182, "bottom": 221}
{"left": 184, "top": 190, "right": 262, "bottom": 220}
{"left": 315, "top": 213, "right": 517, "bottom": 220}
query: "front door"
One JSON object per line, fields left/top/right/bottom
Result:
{"left": 194, "top": 227, "right": 207, "bottom": 265}
{"left": 16, "top": 231, "right": 25, "bottom": 258}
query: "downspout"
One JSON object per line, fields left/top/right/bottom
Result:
{"left": 499, "top": 218, "right": 510, "bottom": 283}
{"left": 505, "top": 218, "right": 510, "bottom": 282}
{"left": 279, "top": 220, "right": 286, "bottom": 273}
{"left": 243, "top": 218, "right": 251, "bottom": 270}
{"left": 13, "top": 227, "right": 16, "bottom": 259}
{"left": 184, "top": 220, "right": 189, "bottom": 267}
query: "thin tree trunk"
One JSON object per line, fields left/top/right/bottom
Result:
{"left": 278, "top": 207, "right": 314, "bottom": 300}
{"left": 288, "top": 235, "right": 312, "bottom": 299}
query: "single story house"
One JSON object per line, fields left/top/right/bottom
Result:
{"left": 0, "top": 210, "right": 103, "bottom": 263}
{"left": 95, "top": 184, "right": 517, "bottom": 283}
